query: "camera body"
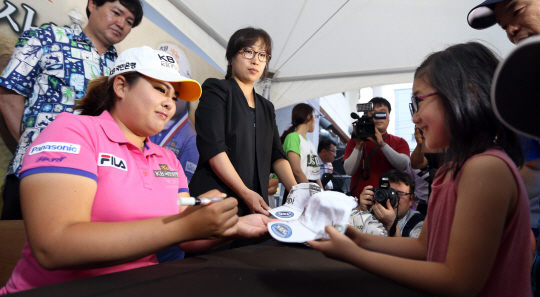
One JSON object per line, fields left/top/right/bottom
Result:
{"left": 372, "top": 177, "right": 398, "bottom": 209}
{"left": 350, "top": 103, "right": 387, "bottom": 139}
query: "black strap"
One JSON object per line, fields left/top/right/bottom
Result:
{"left": 388, "top": 220, "right": 398, "bottom": 237}
{"left": 402, "top": 213, "right": 425, "bottom": 237}
{"left": 350, "top": 134, "right": 389, "bottom": 193}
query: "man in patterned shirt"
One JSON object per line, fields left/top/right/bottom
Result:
{"left": 0, "top": 0, "right": 143, "bottom": 219}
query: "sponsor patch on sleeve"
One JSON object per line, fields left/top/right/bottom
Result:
{"left": 185, "top": 161, "right": 196, "bottom": 174}
{"left": 29, "top": 142, "right": 81, "bottom": 155}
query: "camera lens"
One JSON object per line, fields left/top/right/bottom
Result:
{"left": 373, "top": 189, "right": 387, "bottom": 202}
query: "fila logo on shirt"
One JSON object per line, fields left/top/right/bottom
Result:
{"left": 98, "top": 153, "right": 127, "bottom": 171}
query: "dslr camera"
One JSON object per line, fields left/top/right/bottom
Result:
{"left": 372, "top": 177, "right": 398, "bottom": 209}
{"left": 350, "top": 102, "right": 387, "bottom": 139}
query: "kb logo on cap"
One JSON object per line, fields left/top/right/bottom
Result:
{"left": 271, "top": 223, "right": 292, "bottom": 238}
{"left": 158, "top": 54, "right": 175, "bottom": 64}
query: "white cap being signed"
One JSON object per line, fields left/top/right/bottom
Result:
{"left": 268, "top": 183, "right": 321, "bottom": 221}
{"left": 268, "top": 191, "right": 357, "bottom": 243}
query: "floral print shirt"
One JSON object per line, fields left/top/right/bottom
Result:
{"left": 0, "top": 24, "right": 117, "bottom": 176}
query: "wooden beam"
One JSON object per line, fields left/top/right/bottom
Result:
{"left": 320, "top": 107, "right": 350, "bottom": 144}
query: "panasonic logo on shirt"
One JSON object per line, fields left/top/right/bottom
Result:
{"left": 29, "top": 142, "right": 81, "bottom": 155}
{"left": 98, "top": 153, "right": 127, "bottom": 171}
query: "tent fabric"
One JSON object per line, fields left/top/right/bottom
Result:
{"left": 145, "top": 0, "right": 512, "bottom": 109}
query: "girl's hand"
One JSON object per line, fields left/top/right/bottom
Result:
{"left": 308, "top": 225, "right": 363, "bottom": 263}
{"left": 241, "top": 189, "right": 271, "bottom": 216}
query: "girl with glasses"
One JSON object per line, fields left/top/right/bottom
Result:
{"left": 310, "top": 42, "right": 530, "bottom": 297}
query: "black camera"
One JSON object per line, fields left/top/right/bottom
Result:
{"left": 350, "top": 103, "right": 387, "bottom": 139}
{"left": 372, "top": 177, "right": 398, "bottom": 209}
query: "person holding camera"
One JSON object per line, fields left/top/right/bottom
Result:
{"left": 318, "top": 138, "right": 337, "bottom": 190}
{"left": 356, "top": 170, "right": 424, "bottom": 238}
{"left": 343, "top": 97, "right": 410, "bottom": 201}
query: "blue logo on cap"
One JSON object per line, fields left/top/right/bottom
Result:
{"left": 275, "top": 211, "right": 294, "bottom": 218}
{"left": 271, "top": 223, "right": 292, "bottom": 238}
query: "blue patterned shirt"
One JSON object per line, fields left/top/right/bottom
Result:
{"left": 0, "top": 24, "right": 117, "bottom": 177}
{"left": 149, "top": 108, "right": 199, "bottom": 182}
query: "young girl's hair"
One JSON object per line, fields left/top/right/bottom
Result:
{"left": 74, "top": 72, "right": 141, "bottom": 116}
{"left": 225, "top": 27, "right": 273, "bottom": 80}
{"left": 280, "top": 103, "right": 314, "bottom": 144}
{"left": 414, "top": 42, "right": 524, "bottom": 178}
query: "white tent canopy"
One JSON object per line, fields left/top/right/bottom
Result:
{"left": 144, "top": 0, "right": 513, "bottom": 109}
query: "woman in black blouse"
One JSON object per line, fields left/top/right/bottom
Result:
{"left": 190, "top": 27, "right": 296, "bottom": 216}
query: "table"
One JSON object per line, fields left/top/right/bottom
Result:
{"left": 12, "top": 241, "right": 430, "bottom": 297}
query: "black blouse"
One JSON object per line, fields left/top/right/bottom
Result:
{"left": 189, "top": 78, "right": 287, "bottom": 215}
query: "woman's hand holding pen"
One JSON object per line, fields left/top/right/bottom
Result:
{"left": 178, "top": 190, "right": 239, "bottom": 240}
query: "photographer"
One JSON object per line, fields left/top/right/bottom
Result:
{"left": 343, "top": 97, "right": 410, "bottom": 201}
{"left": 318, "top": 139, "right": 337, "bottom": 190}
{"left": 358, "top": 170, "right": 424, "bottom": 238}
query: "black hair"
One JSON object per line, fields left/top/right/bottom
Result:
{"left": 225, "top": 27, "right": 272, "bottom": 80}
{"left": 280, "top": 103, "right": 314, "bottom": 144}
{"left": 86, "top": 0, "right": 143, "bottom": 28}
{"left": 380, "top": 169, "right": 415, "bottom": 195}
{"left": 369, "top": 97, "right": 392, "bottom": 114}
{"left": 414, "top": 42, "right": 524, "bottom": 179}
{"left": 318, "top": 138, "right": 337, "bottom": 154}
{"left": 74, "top": 72, "right": 141, "bottom": 116}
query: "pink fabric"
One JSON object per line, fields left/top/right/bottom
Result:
{"left": 426, "top": 148, "right": 531, "bottom": 296}
{"left": 1, "top": 111, "right": 188, "bottom": 294}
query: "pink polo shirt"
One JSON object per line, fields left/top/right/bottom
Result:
{"left": 1, "top": 111, "right": 188, "bottom": 294}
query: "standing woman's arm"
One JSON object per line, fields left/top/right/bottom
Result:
{"left": 272, "top": 158, "right": 296, "bottom": 192}
{"left": 207, "top": 153, "right": 270, "bottom": 215}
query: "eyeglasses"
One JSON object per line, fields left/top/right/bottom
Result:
{"left": 409, "top": 92, "right": 439, "bottom": 116}
{"left": 396, "top": 191, "right": 413, "bottom": 198}
{"left": 327, "top": 149, "right": 337, "bottom": 154}
{"left": 240, "top": 48, "right": 270, "bottom": 62}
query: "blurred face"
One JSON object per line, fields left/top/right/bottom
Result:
{"left": 320, "top": 144, "right": 337, "bottom": 163}
{"left": 412, "top": 77, "right": 449, "bottom": 150}
{"left": 113, "top": 75, "right": 178, "bottom": 138}
{"left": 368, "top": 104, "right": 390, "bottom": 133}
{"left": 231, "top": 39, "right": 267, "bottom": 84}
{"left": 86, "top": 0, "right": 135, "bottom": 49}
{"left": 307, "top": 113, "right": 316, "bottom": 132}
{"left": 494, "top": 0, "right": 540, "bottom": 44}
{"left": 389, "top": 181, "right": 413, "bottom": 220}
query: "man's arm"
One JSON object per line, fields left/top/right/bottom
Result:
{"left": 0, "top": 86, "right": 25, "bottom": 142}
{"left": 380, "top": 145, "right": 410, "bottom": 171}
